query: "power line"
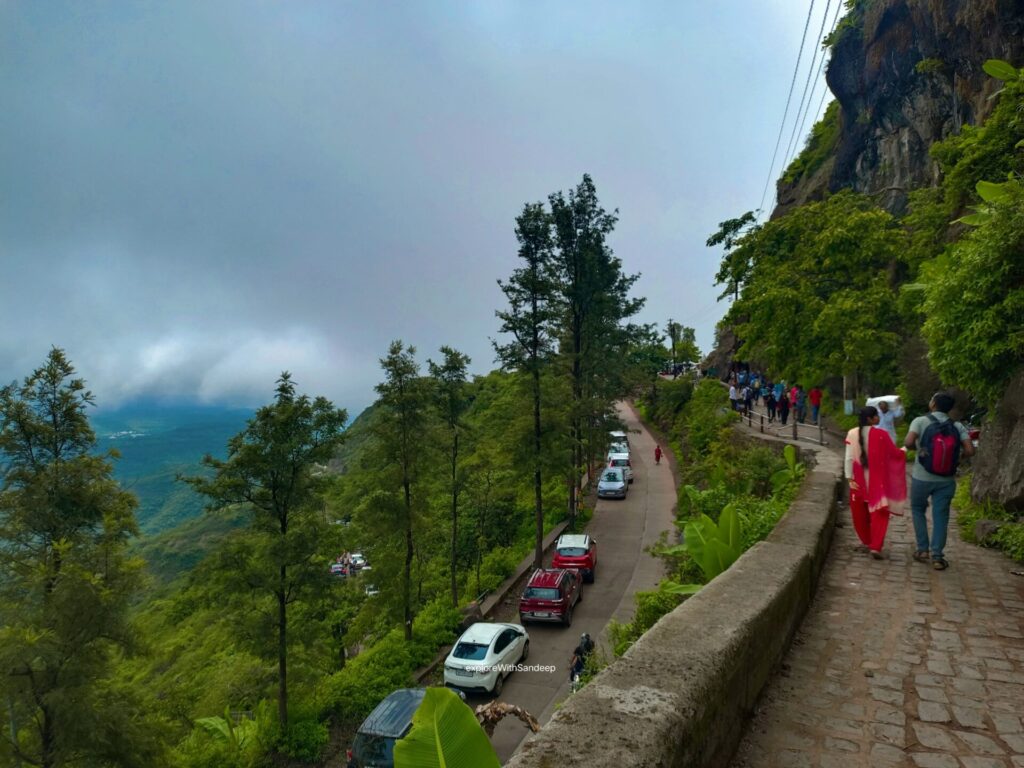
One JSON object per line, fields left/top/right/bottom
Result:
{"left": 782, "top": 0, "right": 843, "bottom": 175}
{"left": 757, "top": 0, "right": 818, "bottom": 218}
{"left": 781, "top": 0, "right": 835, "bottom": 175}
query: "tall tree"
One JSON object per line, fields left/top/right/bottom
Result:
{"left": 549, "top": 174, "right": 642, "bottom": 522}
{"left": 184, "top": 373, "right": 346, "bottom": 728}
{"left": 374, "top": 341, "right": 430, "bottom": 640}
{"left": 0, "top": 349, "right": 158, "bottom": 768}
{"left": 665, "top": 319, "right": 681, "bottom": 364}
{"left": 707, "top": 210, "right": 758, "bottom": 301}
{"left": 495, "top": 202, "right": 557, "bottom": 569}
{"left": 427, "top": 346, "right": 472, "bottom": 607}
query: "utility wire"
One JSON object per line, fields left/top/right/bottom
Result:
{"left": 757, "top": 0, "right": 818, "bottom": 218}
{"left": 781, "top": 0, "right": 835, "bottom": 176}
{"left": 782, "top": 0, "right": 844, "bottom": 175}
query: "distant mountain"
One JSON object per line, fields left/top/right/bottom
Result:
{"left": 92, "top": 401, "right": 253, "bottom": 535}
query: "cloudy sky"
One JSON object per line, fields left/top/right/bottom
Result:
{"left": 1, "top": 1, "right": 836, "bottom": 417}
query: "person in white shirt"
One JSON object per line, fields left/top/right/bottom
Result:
{"left": 876, "top": 399, "right": 903, "bottom": 443}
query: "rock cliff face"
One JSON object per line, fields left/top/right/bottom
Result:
{"left": 972, "top": 371, "right": 1024, "bottom": 511}
{"left": 775, "top": 0, "right": 1024, "bottom": 217}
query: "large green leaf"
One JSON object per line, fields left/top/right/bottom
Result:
{"left": 394, "top": 687, "right": 500, "bottom": 768}
{"left": 718, "top": 504, "right": 741, "bottom": 552}
{"left": 659, "top": 581, "right": 703, "bottom": 595}
{"left": 682, "top": 514, "right": 717, "bottom": 575}
{"left": 983, "top": 59, "right": 1019, "bottom": 81}
{"left": 976, "top": 180, "right": 1014, "bottom": 205}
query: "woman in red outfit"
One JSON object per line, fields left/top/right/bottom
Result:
{"left": 844, "top": 406, "right": 907, "bottom": 558}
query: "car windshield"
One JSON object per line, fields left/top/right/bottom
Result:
{"left": 602, "top": 471, "right": 621, "bottom": 482}
{"left": 610, "top": 459, "right": 627, "bottom": 467}
{"left": 557, "top": 547, "right": 587, "bottom": 557}
{"left": 353, "top": 733, "right": 398, "bottom": 766}
{"left": 524, "top": 587, "right": 560, "bottom": 600}
{"left": 452, "top": 642, "right": 489, "bottom": 660}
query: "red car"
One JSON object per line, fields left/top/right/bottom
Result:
{"left": 519, "top": 568, "right": 583, "bottom": 626}
{"left": 550, "top": 534, "right": 597, "bottom": 583}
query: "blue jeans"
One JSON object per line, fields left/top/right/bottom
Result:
{"left": 910, "top": 478, "right": 957, "bottom": 559}
{"left": 811, "top": 405, "right": 820, "bottom": 424}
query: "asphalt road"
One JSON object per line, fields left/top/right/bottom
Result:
{"left": 478, "top": 402, "right": 677, "bottom": 764}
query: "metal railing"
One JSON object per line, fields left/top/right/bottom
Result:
{"left": 740, "top": 404, "right": 828, "bottom": 446}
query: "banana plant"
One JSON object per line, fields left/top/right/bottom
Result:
{"left": 394, "top": 687, "right": 500, "bottom": 768}
{"left": 660, "top": 502, "right": 745, "bottom": 595}
{"left": 195, "top": 705, "right": 260, "bottom": 755}
{"left": 770, "top": 444, "right": 805, "bottom": 494}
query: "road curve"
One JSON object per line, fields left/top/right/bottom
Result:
{"left": 482, "top": 401, "right": 678, "bottom": 763}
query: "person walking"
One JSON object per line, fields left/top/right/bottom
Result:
{"left": 809, "top": 385, "right": 823, "bottom": 425}
{"left": 728, "top": 383, "right": 738, "bottom": 412}
{"left": 794, "top": 385, "right": 807, "bottom": 424}
{"left": 742, "top": 384, "right": 753, "bottom": 415}
{"left": 654, "top": 445, "right": 662, "bottom": 465}
{"left": 778, "top": 392, "right": 790, "bottom": 426}
{"left": 876, "top": 398, "right": 903, "bottom": 443}
{"left": 845, "top": 406, "right": 907, "bottom": 558}
{"left": 904, "top": 392, "right": 974, "bottom": 570}
{"left": 766, "top": 389, "right": 777, "bottom": 423}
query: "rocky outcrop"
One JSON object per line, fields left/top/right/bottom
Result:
{"left": 971, "top": 370, "right": 1024, "bottom": 511}
{"left": 775, "top": 0, "right": 1024, "bottom": 217}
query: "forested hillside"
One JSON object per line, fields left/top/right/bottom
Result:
{"left": 0, "top": 176, "right": 684, "bottom": 768}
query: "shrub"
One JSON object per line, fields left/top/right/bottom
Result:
{"left": 607, "top": 588, "right": 683, "bottom": 656}
{"left": 279, "top": 719, "right": 328, "bottom": 762}
{"left": 993, "top": 523, "right": 1024, "bottom": 562}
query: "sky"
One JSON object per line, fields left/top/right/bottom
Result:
{"left": 1, "top": 1, "right": 838, "bottom": 417}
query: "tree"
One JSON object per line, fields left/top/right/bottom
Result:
{"left": 549, "top": 174, "right": 642, "bottom": 522}
{"left": 0, "top": 349, "right": 159, "bottom": 768}
{"left": 373, "top": 341, "right": 431, "bottom": 640}
{"left": 184, "top": 373, "right": 347, "bottom": 728}
{"left": 495, "top": 202, "right": 557, "bottom": 568}
{"left": 707, "top": 210, "right": 758, "bottom": 301}
{"left": 665, "top": 319, "right": 681, "bottom": 364}
{"left": 427, "top": 346, "right": 472, "bottom": 607}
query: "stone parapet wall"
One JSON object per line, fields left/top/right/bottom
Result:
{"left": 505, "top": 464, "right": 841, "bottom": 768}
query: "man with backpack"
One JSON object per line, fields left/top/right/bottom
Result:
{"left": 904, "top": 392, "right": 975, "bottom": 570}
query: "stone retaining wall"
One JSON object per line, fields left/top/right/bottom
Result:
{"left": 505, "top": 463, "right": 842, "bottom": 768}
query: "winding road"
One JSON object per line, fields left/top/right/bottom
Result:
{"left": 480, "top": 402, "right": 678, "bottom": 763}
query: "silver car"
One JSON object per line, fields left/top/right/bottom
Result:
{"left": 597, "top": 467, "right": 628, "bottom": 499}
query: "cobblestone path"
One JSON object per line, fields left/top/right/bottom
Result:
{"left": 732, "top": 488, "right": 1024, "bottom": 767}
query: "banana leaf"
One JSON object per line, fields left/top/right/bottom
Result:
{"left": 394, "top": 687, "right": 500, "bottom": 768}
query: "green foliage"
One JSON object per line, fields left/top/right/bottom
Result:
{"left": 920, "top": 176, "right": 1024, "bottom": 404}
{"left": 680, "top": 506, "right": 743, "bottom": 581}
{"left": 782, "top": 101, "right": 840, "bottom": 184}
{"left": 915, "top": 58, "right": 946, "bottom": 76}
{"left": 279, "top": 719, "right": 329, "bottom": 762}
{"left": 715, "top": 192, "right": 906, "bottom": 394}
{"left": 954, "top": 476, "right": 1017, "bottom": 544}
{"left": 0, "top": 349, "right": 164, "bottom": 767}
{"left": 992, "top": 524, "right": 1024, "bottom": 563}
{"left": 394, "top": 687, "right": 500, "bottom": 768}
{"left": 771, "top": 444, "right": 806, "bottom": 494}
{"left": 607, "top": 588, "right": 684, "bottom": 656}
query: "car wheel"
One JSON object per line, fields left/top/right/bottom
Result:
{"left": 563, "top": 604, "right": 573, "bottom": 627}
{"left": 587, "top": 567, "right": 595, "bottom": 584}
{"left": 492, "top": 672, "right": 504, "bottom": 697}
{"left": 520, "top": 640, "right": 529, "bottom": 662}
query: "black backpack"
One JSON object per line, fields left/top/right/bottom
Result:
{"left": 918, "top": 415, "right": 962, "bottom": 476}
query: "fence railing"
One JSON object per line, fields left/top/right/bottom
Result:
{"left": 740, "top": 404, "right": 828, "bottom": 446}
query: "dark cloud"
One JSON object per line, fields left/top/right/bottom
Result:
{"left": 1, "top": 1, "right": 825, "bottom": 414}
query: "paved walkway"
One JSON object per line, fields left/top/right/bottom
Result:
{"left": 731, "top": 423, "right": 1024, "bottom": 767}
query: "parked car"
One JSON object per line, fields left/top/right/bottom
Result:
{"left": 551, "top": 533, "right": 597, "bottom": 582}
{"left": 443, "top": 622, "right": 529, "bottom": 695}
{"left": 597, "top": 466, "right": 628, "bottom": 499}
{"left": 609, "top": 429, "right": 629, "bottom": 448}
{"left": 518, "top": 568, "right": 583, "bottom": 626}
{"left": 607, "top": 454, "right": 633, "bottom": 484}
{"left": 350, "top": 552, "right": 368, "bottom": 571}
{"left": 346, "top": 688, "right": 465, "bottom": 768}
{"left": 330, "top": 562, "right": 348, "bottom": 577}
{"left": 364, "top": 583, "right": 380, "bottom": 597}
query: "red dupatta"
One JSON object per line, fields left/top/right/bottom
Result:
{"left": 852, "top": 427, "right": 907, "bottom": 516}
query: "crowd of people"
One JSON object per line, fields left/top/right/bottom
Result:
{"left": 727, "top": 368, "right": 823, "bottom": 427}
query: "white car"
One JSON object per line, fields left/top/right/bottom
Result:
{"left": 350, "top": 552, "right": 368, "bottom": 571}
{"left": 607, "top": 453, "right": 634, "bottom": 484}
{"left": 443, "top": 622, "right": 529, "bottom": 695}
{"left": 609, "top": 430, "right": 630, "bottom": 448}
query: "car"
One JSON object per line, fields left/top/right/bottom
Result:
{"left": 597, "top": 466, "right": 628, "bottom": 499}
{"left": 346, "top": 688, "right": 466, "bottom": 768}
{"left": 519, "top": 568, "right": 582, "bottom": 626}
{"left": 350, "top": 552, "right": 368, "bottom": 571}
{"left": 442, "top": 622, "right": 529, "bottom": 695}
{"left": 364, "top": 583, "right": 380, "bottom": 597}
{"left": 551, "top": 533, "right": 597, "bottom": 582}
{"left": 607, "top": 455, "right": 634, "bottom": 484}
{"left": 609, "top": 430, "right": 629, "bottom": 448}
{"left": 330, "top": 562, "right": 348, "bottom": 577}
